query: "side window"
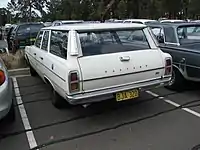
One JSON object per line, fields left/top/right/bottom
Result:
{"left": 127, "top": 30, "right": 148, "bottom": 43}
{"left": 164, "top": 27, "right": 177, "bottom": 43}
{"left": 151, "top": 27, "right": 165, "bottom": 43}
{"left": 54, "top": 23, "right": 60, "bottom": 26}
{"left": 35, "top": 31, "right": 43, "bottom": 48}
{"left": 41, "top": 31, "right": 49, "bottom": 51}
{"left": 50, "top": 30, "right": 68, "bottom": 59}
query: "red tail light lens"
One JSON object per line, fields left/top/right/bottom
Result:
{"left": 166, "top": 59, "right": 172, "bottom": 66}
{"left": 71, "top": 73, "right": 78, "bottom": 81}
{"left": 165, "top": 58, "right": 172, "bottom": 75}
{"left": 69, "top": 71, "right": 79, "bottom": 93}
{"left": 0, "top": 70, "right": 6, "bottom": 86}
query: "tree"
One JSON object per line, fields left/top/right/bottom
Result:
{"left": 7, "top": 0, "right": 48, "bottom": 22}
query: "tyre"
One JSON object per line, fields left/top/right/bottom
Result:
{"left": 165, "top": 67, "right": 185, "bottom": 91}
{"left": 52, "top": 89, "right": 69, "bottom": 109}
{"left": 4, "top": 101, "right": 15, "bottom": 123}
{"left": 30, "top": 65, "right": 37, "bottom": 76}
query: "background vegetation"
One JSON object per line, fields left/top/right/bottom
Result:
{"left": 1, "top": 0, "right": 200, "bottom": 24}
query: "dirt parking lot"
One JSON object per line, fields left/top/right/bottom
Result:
{"left": 1, "top": 75, "right": 200, "bottom": 150}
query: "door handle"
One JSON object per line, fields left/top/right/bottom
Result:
{"left": 180, "top": 58, "right": 185, "bottom": 63}
{"left": 120, "top": 56, "right": 130, "bottom": 62}
{"left": 40, "top": 57, "right": 43, "bottom": 60}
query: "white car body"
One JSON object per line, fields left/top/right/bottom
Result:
{"left": 123, "top": 19, "right": 158, "bottom": 24}
{"left": 0, "top": 58, "right": 13, "bottom": 120}
{"left": 25, "top": 23, "right": 172, "bottom": 105}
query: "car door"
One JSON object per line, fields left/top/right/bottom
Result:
{"left": 32, "top": 30, "right": 44, "bottom": 75}
{"left": 43, "top": 30, "right": 68, "bottom": 97}
{"left": 36, "top": 30, "right": 50, "bottom": 78}
{"left": 179, "top": 46, "right": 200, "bottom": 80}
{"left": 28, "top": 30, "right": 44, "bottom": 72}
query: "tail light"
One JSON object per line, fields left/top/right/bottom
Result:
{"left": 69, "top": 71, "right": 80, "bottom": 93}
{"left": 165, "top": 58, "right": 172, "bottom": 75}
{"left": 0, "top": 70, "right": 6, "bottom": 86}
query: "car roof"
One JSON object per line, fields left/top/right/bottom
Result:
{"left": 53, "top": 20, "right": 84, "bottom": 23}
{"left": 123, "top": 19, "right": 158, "bottom": 23}
{"left": 43, "top": 23, "right": 146, "bottom": 31}
{"left": 17, "top": 22, "right": 44, "bottom": 26}
{"left": 147, "top": 22, "right": 200, "bottom": 28}
{"left": 160, "top": 19, "right": 186, "bottom": 23}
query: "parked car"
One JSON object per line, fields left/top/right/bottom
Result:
{"left": 44, "top": 22, "right": 52, "bottom": 27}
{"left": 52, "top": 20, "right": 84, "bottom": 26}
{"left": 9, "top": 22, "right": 44, "bottom": 52}
{"left": 123, "top": 19, "right": 159, "bottom": 24}
{"left": 0, "top": 58, "right": 15, "bottom": 122}
{"left": 25, "top": 23, "right": 172, "bottom": 108}
{"left": 105, "top": 19, "right": 124, "bottom": 23}
{"left": 160, "top": 19, "right": 187, "bottom": 23}
{"left": 148, "top": 22, "right": 200, "bottom": 90}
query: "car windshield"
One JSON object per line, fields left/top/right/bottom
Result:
{"left": 78, "top": 28, "right": 150, "bottom": 56}
{"left": 18, "top": 24, "right": 44, "bottom": 33}
{"left": 177, "top": 25, "right": 200, "bottom": 41}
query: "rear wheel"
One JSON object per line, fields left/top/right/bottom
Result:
{"left": 165, "top": 67, "right": 185, "bottom": 91}
{"left": 52, "top": 89, "right": 70, "bottom": 109}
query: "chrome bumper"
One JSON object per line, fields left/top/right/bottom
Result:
{"left": 66, "top": 76, "right": 171, "bottom": 105}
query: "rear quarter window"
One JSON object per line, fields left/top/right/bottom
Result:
{"left": 79, "top": 29, "right": 150, "bottom": 56}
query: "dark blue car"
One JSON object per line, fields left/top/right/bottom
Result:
{"left": 148, "top": 22, "right": 200, "bottom": 90}
{"left": 9, "top": 22, "right": 44, "bottom": 52}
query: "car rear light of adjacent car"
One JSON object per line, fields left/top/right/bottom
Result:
{"left": 69, "top": 71, "right": 80, "bottom": 93}
{"left": 0, "top": 70, "right": 6, "bottom": 86}
{"left": 164, "top": 58, "right": 172, "bottom": 75}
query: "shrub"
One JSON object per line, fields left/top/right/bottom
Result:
{"left": 0, "top": 50, "right": 28, "bottom": 69}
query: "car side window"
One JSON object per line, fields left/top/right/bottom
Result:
{"left": 41, "top": 31, "right": 49, "bottom": 51}
{"left": 164, "top": 27, "right": 177, "bottom": 43}
{"left": 35, "top": 31, "right": 43, "bottom": 48}
{"left": 50, "top": 30, "right": 68, "bottom": 59}
{"left": 54, "top": 23, "right": 60, "bottom": 26}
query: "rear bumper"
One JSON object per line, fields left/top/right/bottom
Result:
{"left": 0, "top": 79, "right": 13, "bottom": 120}
{"left": 66, "top": 76, "right": 171, "bottom": 105}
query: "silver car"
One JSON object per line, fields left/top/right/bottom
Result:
{"left": 0, "top": 58, "right": 15, "bottom": 122}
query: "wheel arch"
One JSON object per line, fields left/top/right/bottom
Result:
{"left": 173, "top": 64, "right": 184, "bottom": 77}
{"left": 44, "top": 76, "right": 55, "bottom": 90}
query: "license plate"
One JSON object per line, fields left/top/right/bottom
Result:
{"left": 116, "top": 89, "right": 139, "bottom": 102}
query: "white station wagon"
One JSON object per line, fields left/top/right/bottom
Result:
{"left": 25, "top": 23, "right": 172, "bottom": 108}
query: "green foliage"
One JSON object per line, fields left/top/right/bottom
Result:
{"left": 3, "top": 0, "right": 200, "bottom": 23}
